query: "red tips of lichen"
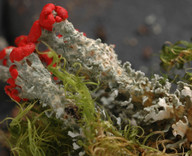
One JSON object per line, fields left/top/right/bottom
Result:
{"left": 10, "top": 48, "right": 23, "bottom": 63}
{"left": 10, "top": 89, "right": 21, "bottom": 102}
{"left": 9, "top": 65, "right": 18, "bottom": 79}
{"left": 7, "top": 78, "right": 16, "bottom": 87}
{"left": 39, "top": 53, "right": 53, "bottom": 65}
{"left": 57, "top": 34, "right": 63, "bottom": 38}
{"left": 42, "top": 3, "right": 56, "bottom": 14}
{"left": 15, "top": 35, "right": 28, "bottom": 47}
{"left": 3, "top": 59, "right": 7, "bottom": 66}
{"left": 10, "top": 69, "right": 18, "bottom": 80}
{"left": 55, "top": 16, "right": 62, "bottom": 22}
{"left": 39, "top": 3, "right": 68, "bottom": 31}
{"left": 39, "top": 3, "right": 56, "bottom": 31}
{"left": 28, "top": 20, "right": 42, "bottom": 43}
{"left": 5, "top": 85, "right": 21, "bottom": 102}
{"left": 23, "top": 43, "right": 36, "bottom": 56}
{"left": 5, "top": 65, "right": 22, "bottom": 102}
{"left": 5, "top": 77, "right": 21, "bottom": 102}
{"left": 10, "top": 43, "right": 35, "bottom": 62}
{"left": 40, "top": 12, "right": 55, "bottom": 31}
{"left": 53, "top": 76, "right": 58, "bottom": 81}
{"left": 55, "top": 6, "right": 68, "bottom": 20}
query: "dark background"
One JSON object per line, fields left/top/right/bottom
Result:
{"left": 1, "top": 0, "right": 192, "bottom": 155}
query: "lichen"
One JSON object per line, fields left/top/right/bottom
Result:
{"left": 1, "top": 2, "right": 192, "bottom": 155}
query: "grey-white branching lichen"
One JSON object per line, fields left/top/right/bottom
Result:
{"left": 1, "top": 3, "right": 192, "bottom": 156}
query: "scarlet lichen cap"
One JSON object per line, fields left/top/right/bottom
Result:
{"left": 4, "top": 85, "right": 21, "bottom": 102}
{"left": 10, "top": 43, "right": 35, "bottom": 62}
{"left": 55, "top": 6, "right": 68, "bottom": 21}
{"left": 9, "top": 65, "right": 18, "bottom": 79}
{"left": 57, "top": 34, "right": 63, "bottom": 38}
{"left": 2, "top": 59, "right": 7, "bottom": 66}
{"left": 7, "top": 78, "right": 16, "bottom": 87}
{"left": 10, "top": 89, "right": 21, "bottom": 102}
{"left": 27, "top": 20, "right": 42, "bottom": 43}
{"left": 39, "top": 3, "right": 68, "bottom": 31}
{"left": 39, "top": 52, "right": 53, "bottom": 65}
{"left": 15, "top": 35, "right": 28, "bottom": 47}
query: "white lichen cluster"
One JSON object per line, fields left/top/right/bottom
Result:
{"left": 1, "top": 19, "right": 192, "bottom": 148}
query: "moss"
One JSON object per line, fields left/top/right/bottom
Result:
{"left": 1, "top": 101, "right": 73, "bottom": 156}
{"left": 160, "top": 40, "right": 192, "bottom": 84}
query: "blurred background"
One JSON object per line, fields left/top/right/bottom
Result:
{"left": 1, "top": 0, "right": 192, "bottom": 155}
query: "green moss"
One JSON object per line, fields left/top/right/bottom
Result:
{"left": 1, "top": 101, "right": 73, "bottom": 156}
{"left": 160, "top": 40, "right": 192, "bottom": 71}
{"left": 160, "top": 40, "right": 192, "bottom": 84}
